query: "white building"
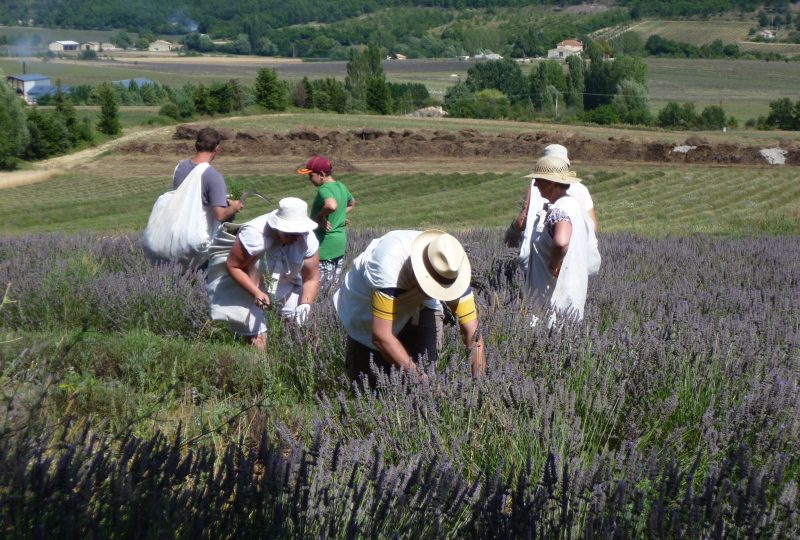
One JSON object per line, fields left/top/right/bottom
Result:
{"left": 5, "top": 73, "right": 53, "bottom": 103}
{"left": 547, "top": 39, "right": 583, "bottom": 59}
{"left": 148, "top": 39, "right": 173, "bottom": 52}
{"left": 48, "top": 40, "right": 79, "bottom": 52}
{"left": 474, "top": 51, "right": 503, "bottom": 61}
{"left": 80, "top": 41, "right": 101, "bottom": 52}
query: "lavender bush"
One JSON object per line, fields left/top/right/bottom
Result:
{"left": 0, "top": 230, "right": 798, "bottom": 536}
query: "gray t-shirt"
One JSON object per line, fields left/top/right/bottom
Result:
{"left": 172, "top": 159, "right": 228, "bottom": 207}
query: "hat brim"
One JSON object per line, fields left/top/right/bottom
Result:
{"left": 410, "top": 230, "right": 472, "bottom": 302}
{"left": 265, "top": 210, "right": 318, "bottom": 233}
{"left": 296, "top": 168, "right": 313, "bottom": 175}
{"left": 523, "top": 171, "right": 582, "bottom": 184}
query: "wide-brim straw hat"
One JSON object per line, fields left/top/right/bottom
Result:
{"left": 543, "top": 143, "right": 570, "bottom": 166}
{"left": 265, "top": 197, "right": 318, "bottom": 233}
{"left": 410, "top": 230, "right": 472, "bottom": 302}
{"left": 523, "top": 155, "right": 582, "bottom": 184}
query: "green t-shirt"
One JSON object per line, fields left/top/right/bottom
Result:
{"left": 310, "top": 181, "right": 353, "bottom": 261}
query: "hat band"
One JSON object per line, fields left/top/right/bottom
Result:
{"left": 422, "top": 245, "right": 457, "bottom": 286}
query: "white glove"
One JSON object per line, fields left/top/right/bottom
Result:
{"left": 293, "top": 303, "right": 311, "bottom": 326}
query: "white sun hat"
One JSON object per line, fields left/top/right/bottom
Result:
{"left": 265, "top": 197, "right": 318, "bottom": 233}
{"left": 410, "top": 230, "right": 472, "bottom": 302}
{"left": 543, "top": 143, "right": 570, "bottom": 166}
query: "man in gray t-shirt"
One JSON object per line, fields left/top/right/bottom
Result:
{"left": 173, "top": 127, "right": 242, "bottom": 223}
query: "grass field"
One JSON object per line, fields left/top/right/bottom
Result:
{"left": 1, "top": 158, "right": 798, "bottom": 236}
{"left": 630, "top": 19, "right": 754, "bottom": 45}
{"left": 4, "top": 52, "right": 799, "bottom": 123}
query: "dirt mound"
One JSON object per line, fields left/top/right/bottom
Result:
{"left": 116, "top": 125, "right": 800, "bottom": 167}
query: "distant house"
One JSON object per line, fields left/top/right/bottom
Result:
{"left": 547, "top": 39, "right": 583, "bottom": 59}
{"left": 474, "top": 51, "right": 503, "bottom": 61}
{"left": 5, "top": 73, "right": 66, "bottom": 104}
{"left": 148, "top": 39, "right": 173, "bottom": 52}
{"left": 80, "top": 41, "right": 102, "bottom": 52}
{"left": 48, "top": 40, "right": 79, "bottom": 52}
{"left": 757, "top": 29, "right": 776, "bottom": 40}
{"left": 394, "top": 53, "right": 407, "bottom": 60}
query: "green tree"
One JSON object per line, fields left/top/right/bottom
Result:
{"left": 612, "top": 31, "right": 645, "bottom": 57}
{"left": 254, "top": 68, "right": 287, "bottom": 111}
{"left": 466, "top": 58, "right": 526, "bottom": 103}
{"left": 53, "top": 85, "right": 91, "bottom": 145}
{"left": 311, "top": 78, "right": 347, "bottom": 113}
{"left": 699, "top": 105, "right": 727, "bottom": 130}
{"left": 0, "top": 71, "right": 30, "bottom": 169}
{"left": 656, "top": 102, "right": 699, "bottom": 129}
{"left": 366, "top": 77, "right": 392, "bottom": 114}
{"left": 293, "top": 77, "right": 313, "bottom": 108}
{"left": 766, "top": 98, "right": 797, "bottom": 130}
{"left": 25, "top": 108, "right": 70, "bottom": 159}
{"left": 612, "top": 79, "right": 651, "bottom": 125}
{"left": 529, "top": 60, "right": 566, "bottom": 111}
{"left": 345, "top": 44, "right": 384, "bottom": 110}
{"left": 443, "top": 82, "right": 476, "bottom": 118}
{"left": 112, "top": 30, "right": 133, "bottom": 49}
{"left": 96, "top": 82, "right": 121, "bottom": 135}
{"left": 565, "top": 55, "right": 584, "bottom": 111}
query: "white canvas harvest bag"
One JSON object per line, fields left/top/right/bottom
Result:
{"left": 142, "top": 162, "right": 221, "bottom": 267}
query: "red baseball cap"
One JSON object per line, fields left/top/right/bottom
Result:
{"left": 296, "top": 156, "right": 332, "bottom": 175}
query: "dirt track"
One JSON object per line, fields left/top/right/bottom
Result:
{"left": 0, "top": 125, "right": 175, "bottom": 190}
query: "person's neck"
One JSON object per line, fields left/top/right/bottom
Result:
{"left": 321, "top": 175, "right": 335, "bottom": 183}
{"left": 192, "top": 151, "right": 215, "bottom": 165}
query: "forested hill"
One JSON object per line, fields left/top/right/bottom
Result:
{"left": 4, "top": 0, "right": 793, "bottom": 59}
{"left": 4, "top": 0, "right": 786, "bottom": 35}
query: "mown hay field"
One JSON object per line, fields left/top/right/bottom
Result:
{"left": 2, "top": 165, "right": 799, "bottom": 236}
{"left": 629, "top": 19, "right": 754, "bottom": 45}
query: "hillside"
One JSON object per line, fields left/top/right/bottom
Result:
{"left": 7, "top": 1, "right": 794, "bottom": 60}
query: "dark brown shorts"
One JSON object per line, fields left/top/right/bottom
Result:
{"left": 346, "top": 307, "right": 443, "bottom": 388}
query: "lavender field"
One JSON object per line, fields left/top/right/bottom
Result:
{"left": 0, "top": 230, "right": 798, "bottom": 537}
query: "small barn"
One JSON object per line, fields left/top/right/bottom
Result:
{"left": 80, "top": 41, "right": 102, "bottom": 52}
{"left": 5, "top": 73, "right": 51, "bottom": 103}
{"left": 48, "top": 40, "right": 79, "bottom": 52}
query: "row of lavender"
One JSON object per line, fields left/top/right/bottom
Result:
{"left": 1, "top": 424, "right": 796, "bottom": 537}
{"left": 1, "top": 230, "right": 798, "bottom": 535}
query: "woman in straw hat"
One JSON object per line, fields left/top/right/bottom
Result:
{"left": 509, "top": 144, "right": 598, "bottom": 241}
{"left": 520, "top": 155, "right": 600, "bottom": 327}
{"left": 334, "top": 230, "right": 485, "bottom": 387}
{"left": 206, "top": 197, "right": 321, "bottom": 350}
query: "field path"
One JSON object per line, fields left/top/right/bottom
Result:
{"left": 0, "top": 125, "right": 175, "bottom": 190}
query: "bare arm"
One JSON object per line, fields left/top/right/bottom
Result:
{"left": 459, "top": 319, "right": 485, "bottom": 378}
{"left": 212, "top": 199, "right": 243, "bottom": 222}
{"left": 549, "top": 220, "right": 572, "bottom": 278}
{"left": 371, "top": 316, "right": 419, "bottom": 375}
{"left": 226, "top": 238, "right": 270, "bottom": 308}
{"left": 315, "top": 197, "right": 338, "bottom": 231}
{"left": 514, "top": 183, "right": 532, "bottom": 232}
{"left": 299, "top": 252, "right": 321, "bottom": 305}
